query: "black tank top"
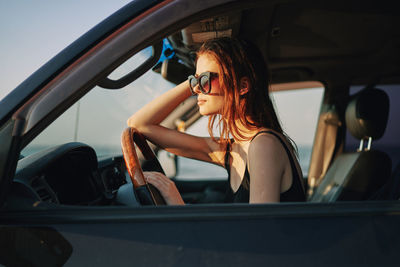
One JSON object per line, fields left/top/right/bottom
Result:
{"left": 224, "top": 131, "right": 306, "bottom": 203}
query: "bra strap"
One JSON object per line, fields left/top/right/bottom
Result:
{"left": 224, "top": 141, "right": 231, "bottom": 172}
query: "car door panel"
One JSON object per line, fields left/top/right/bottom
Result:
{"left": 1, "top": 203, "right": 399, "bottom": 266}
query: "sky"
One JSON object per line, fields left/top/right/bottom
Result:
{"left": 0, "top": 0, "right": 132, "bottom": 100}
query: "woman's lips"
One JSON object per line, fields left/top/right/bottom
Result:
{"left": 197, "top": 99, "right": 206, "bottom": 105}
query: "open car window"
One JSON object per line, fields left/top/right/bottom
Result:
{"left": 21, "top": 48, "right": 176, "bottom": 158}
{"left": 271, "top": 86, "right": 324, "bottom": 176}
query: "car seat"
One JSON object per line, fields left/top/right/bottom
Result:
{"left": 310, "top": 88, "right": 391, "bottom": 202}
{"left": 371, "top": 161, "right": 400, "bottom": 200}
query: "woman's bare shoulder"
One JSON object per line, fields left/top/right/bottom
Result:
{"left": 249, "top": 131, "right": 282, "bottom": 148}
{"left": 248, "top": 131, "right": 287, "bottom": 163}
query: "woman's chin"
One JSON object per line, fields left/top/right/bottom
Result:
{"left": 199, "top": 107, "right": 221, "bottom": 116}
{"left": 199, "top": 108, "right": 213, "bottom": 116}
{"left": 199, "top": 110, "right": 209, "bottom": 116}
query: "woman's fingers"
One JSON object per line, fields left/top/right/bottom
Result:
{"left": 143, "top": 171, "right": 185, "bottom": 205}
{"left": 145, "top": 172, "right": 172, "bottom": 192}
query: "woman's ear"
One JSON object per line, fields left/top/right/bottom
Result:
{"left": 239, "top": 77, "right": 250, "bottom": 95}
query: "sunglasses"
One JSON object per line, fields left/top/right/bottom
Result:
{"left": 188, "top": 72, "right": 218, "bottom": 95}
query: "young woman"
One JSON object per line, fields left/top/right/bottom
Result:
{"left": 127, "top": 37, "right": 305, "bottom": 205}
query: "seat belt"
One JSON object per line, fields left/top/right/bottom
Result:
{"left": 307, "top": 108, "right": 341, "bottom": 198}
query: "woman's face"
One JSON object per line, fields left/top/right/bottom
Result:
{"left": 193, "top": 54, "right": 225, "bottom": 116}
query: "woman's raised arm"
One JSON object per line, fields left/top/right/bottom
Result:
{"left": 127, "top": 81, "right": 225, "bottom": 166}
{"left": 127, "top": 81, "right": 191, "bottom": 129}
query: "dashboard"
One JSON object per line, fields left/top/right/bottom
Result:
{"left": 8, "top": 143, "right": 132, "bottom": 208}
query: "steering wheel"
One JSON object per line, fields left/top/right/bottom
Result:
{"left": 121, "top": 127, "right": 166, "bottom": 205}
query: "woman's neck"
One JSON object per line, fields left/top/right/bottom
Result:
{"left": 232, "top": 117, "right": 264, "bottom": 144}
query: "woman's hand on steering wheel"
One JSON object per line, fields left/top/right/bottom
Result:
{"left": 143, "top": 171, "right": 185, "bottom": 205}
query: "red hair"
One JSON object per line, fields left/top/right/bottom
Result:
{"left": 197, "top": 38, "right": 290, "bottom": 148}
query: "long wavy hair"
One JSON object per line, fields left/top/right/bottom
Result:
{"left": 197, "top": 37, "right": 296, "bottom": 153}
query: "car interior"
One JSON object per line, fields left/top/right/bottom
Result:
{"left": 310, "top": 88, "right": 392, "bottom": 202}
{"left": 3, "top": 1, "right": 400, "bottom": 209}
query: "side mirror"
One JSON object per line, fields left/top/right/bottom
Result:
{"left": 158, "top": 150, "right": 178, "bottom": 178}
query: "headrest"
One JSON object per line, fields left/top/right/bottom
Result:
{"left": 345, "top": 88, "right": 389, "bottom": 140}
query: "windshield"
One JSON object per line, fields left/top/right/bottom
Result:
{"left": 22, "top": 48, "right": 175, "bottom": 158}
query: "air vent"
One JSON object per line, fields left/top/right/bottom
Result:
{"left": 31, "top": 176, "right": 59, "bottom": 203}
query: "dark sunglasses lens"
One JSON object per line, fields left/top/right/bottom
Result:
{"left": 189, "top": 77, "right": 198, "bottom": 89}
{"left": 199, "top": 75, "right": 210, "bottom": 93}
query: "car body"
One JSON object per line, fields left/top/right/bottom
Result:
{"left": 1, "top": 0, "right": 400, "bottom": 266}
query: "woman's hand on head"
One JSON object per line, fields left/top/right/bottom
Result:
{"left": 143, "top": 171, "right": 185, "bottom": 205}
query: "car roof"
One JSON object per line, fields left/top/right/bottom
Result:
{"left": 169, "top": 2, "right": 400, "bottom": 86}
